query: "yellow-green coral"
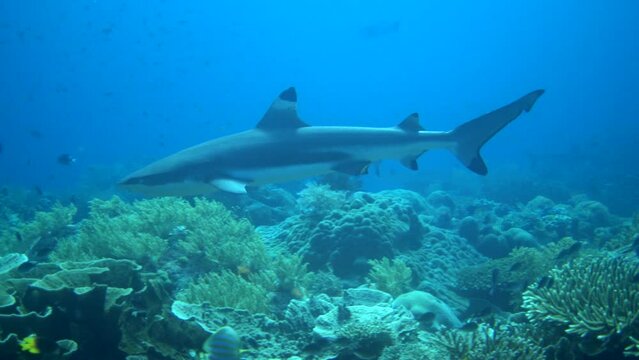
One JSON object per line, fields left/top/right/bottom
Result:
{"left": 522, "top": 255, "right": 639, "bottom": 355}
{"left": 52, "top": 196, "right": 267, "bottom": 274}
{"left": 423, "top": 322, "right": 544, "bottom": 360}
{"left": 367, "top": 257, "right": 412, "bottom": 297}
{"left": 177, "top": 270, "right": 270, "bottom": 313}
{"left": 0, "top": 202, "right": 76, "bottom": 254}
{"left": 458, "top": 237, "right": 580, "bottom": 295}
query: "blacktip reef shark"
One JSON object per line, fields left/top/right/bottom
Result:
{"left": 119, "top": 87, "right": 544, "bottom": 195}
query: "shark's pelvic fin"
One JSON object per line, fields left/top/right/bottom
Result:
{"left": 450, "top": 89, "right": 545, "bottom": 175}
{"left": 333, "top": 161, "right": 371, "bottom": 175}
{"left": 397, "top": 113, "right": 424, "bottom": 132}
{"left": 212, "top": 179, "right": 247, "bottom": 194}
{"left": 256, "top": 87, "right": 309, "bottom": 130}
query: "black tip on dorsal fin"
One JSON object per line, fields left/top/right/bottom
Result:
{"left": 397, "top": 113, "right": 424, "bottom": 132}
{"left": 280, "top": 87, "right": 297, "bottom": 102}
{"left": 256, "top": 87, "right": 309, "bottom": 130}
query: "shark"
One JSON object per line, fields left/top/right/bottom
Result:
{"left": 119, "top": 87, "right": 544, "bottom": 195}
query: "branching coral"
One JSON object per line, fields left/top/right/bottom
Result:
{"left": 423, "top": 322, "right": 545, "bottom": 360}
{"left": 367, "top": 257, "right": 412, "bottom": 297}
{"left": 177, "top": 270, "right": 270, "bottom": 314}
{"left": 52, "top": 196, "right": 267, "bottom": 274}
{"left": 522, "top": 254, "right": 639, "bottom": 355}
{"left": 0, "top": 202, "right": 77, "bottom": 255}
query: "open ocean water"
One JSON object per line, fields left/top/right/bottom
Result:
{"left": 0, "top": 1, "right": 638, "bottom": 360}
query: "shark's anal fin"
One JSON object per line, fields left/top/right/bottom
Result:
{"left": 396, "top": 113, "right": 424, "bottom": 132}
{"left": 256, "top": 87, "right": 309, "bottom": 130}
{"left": 212, "top": 179, "right": 247, "bottom": 194}
{"left": 333, "top": 161, "right": 371, "bottom": 175}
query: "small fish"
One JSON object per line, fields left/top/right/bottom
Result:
{"left": 19, "top": 334, "right": 40, "bottom": 354}
{"left": 459, "top": 321, "right": 478, "bottom": 332}
{"left": 556, "top": 242, "right": 582, "bottom": 260}
{"left": 337, "top": 304, "right": 351, "bottom": 323}
{"left": 631, "top": 234, "right": 639, "bottom": 257}
{"left": 419, "top": 311, "right": 436, "bottom": 325}
{"left": 488, "top": 268, "right": 499, "bottom": 297}
{"left": 33, "top": 186, "right": 43, "bottom": 196}
{"left": 509, "top": 261, "right": 524, "bottom": 272}
{"left": 537, "top": 276, "right": 554, "bottom": 289}
{"left": 29, "top": 129, "right": 43, "bottom": 139}
{"left": 15, "top": 231, "right": 23, "bottom": 242}
{"left": 57, "top": 153, "right": 76, "bottom": 165}
{"left": 204, "top": 326, "right": 241, "bottom": 360}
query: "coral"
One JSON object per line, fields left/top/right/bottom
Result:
{"left": 522, "top": 254, "right": 639, "bottom": 356}
{"left": 296, "top": 182, "right": 347, "bottom": 220}
{"left": 177, "top": 270, "right": 270, "bottom": 314}
{"left": 0, "top": 253, "right": 28, "bottom": 275}
{"left": 0, "top": 202, "right": 76, "bottom": 256}
{"left": 0, "top": 258, "right": 147, "bottom": 359}
{"left": 423, "top": 321, "right": 545, "bottom": 359}
{"left": 457, "top": 237, "right": 581, "bottom": 309}
{"left": 52, "top": 196, "right": 267, "bottom": 276}
{"left": 367, "top": 257, "right": 412, "bottom": 297}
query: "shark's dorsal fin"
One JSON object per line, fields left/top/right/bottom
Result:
{"left": 256, "top": 87, "right": 309, "bottom": 130}
{"left": 397, "top": 113, "right": 424, "bottom": 132}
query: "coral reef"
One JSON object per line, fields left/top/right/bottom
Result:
{"left": 522, "top": 254, "right": 639, "bottom": 356}
{"left": 366, "top": 257, "right": 413, "bottom": 297}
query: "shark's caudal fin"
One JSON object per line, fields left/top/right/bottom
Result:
{"left": 450, "top": 89, "right": 545, "bottom": 175}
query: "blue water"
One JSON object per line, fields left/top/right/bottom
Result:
{"left": 1, "top": 1, "right": 638, "bottom": 212}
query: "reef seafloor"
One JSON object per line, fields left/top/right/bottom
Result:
{"left": 0, "top": 180, "right": 638, "bottom": 360}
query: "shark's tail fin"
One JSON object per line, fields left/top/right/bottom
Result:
{"left": 449, "top": 89, "right": 545, "bottom": 175}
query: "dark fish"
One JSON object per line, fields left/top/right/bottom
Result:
{"left": 420, "top": 312, "right": 436, "bottom": 323}
{"left": 57, "top": 154, "right": 76, "bottom": 165}
{"left": 33, "top": 186, "right": 43, "bottom": 196}
{"left": 489, "top": 268, "right": 499, "bottom": 297}
{"left": 509, "top": 261, "right": 524, "bottom": 272}
{"left": 203, "top": 326, "right": 240, "bottom": 360}
{"left": 631, "top": 233, "right": 639, "bottom": 257}
{"left": 17, "top": 260, "right": 38, "bottom": 272}
{"left": 556, "top": 242, "right": 582, "bottom": 260}
{"left": 537, "top": 276, "right": 554, "bottom": 289}
{"left": 459, "top": 321, "right": 478, "bottom": 332}
{"left": 337, "top": 304, "right": 351, "bottom": 323}
{"left": 29, "top": 129, "right": 43, "bottom": 139}
{"left": 15, "top": 231, "right": 23, "bottom": 242}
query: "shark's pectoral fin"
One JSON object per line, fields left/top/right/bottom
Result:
{"left": 333, "top": 161, "right": 371, "bottom": 175}
{"left": 212, "top": 179, "right": 248, "bottom": 194}
{"left": 256, "top": 87, "right": 309, "bottom": 130}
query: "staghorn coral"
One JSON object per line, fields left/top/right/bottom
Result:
{"left": 0, "top": 202, "right": 76, "bottom": 256}
{"left": 177, "top": 270, "right": 270, "bottom": 314}
{"left": 52, "top": 196, "right": 267, "bottom": 274}
{"left": 457, "top": 237, "right": 581, "bottom": 305}
{"left": 422, "top": 321, "right": 545, "bottom": 360}
{"left": 367, "top": 257, "right": 412, "bottom": 297}
{"left": 522, "top": 254, "right": 639, "bottom": 356}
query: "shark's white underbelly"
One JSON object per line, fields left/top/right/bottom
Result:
{"left": 230, "top": 162, "right": 337, "bottom": 185}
